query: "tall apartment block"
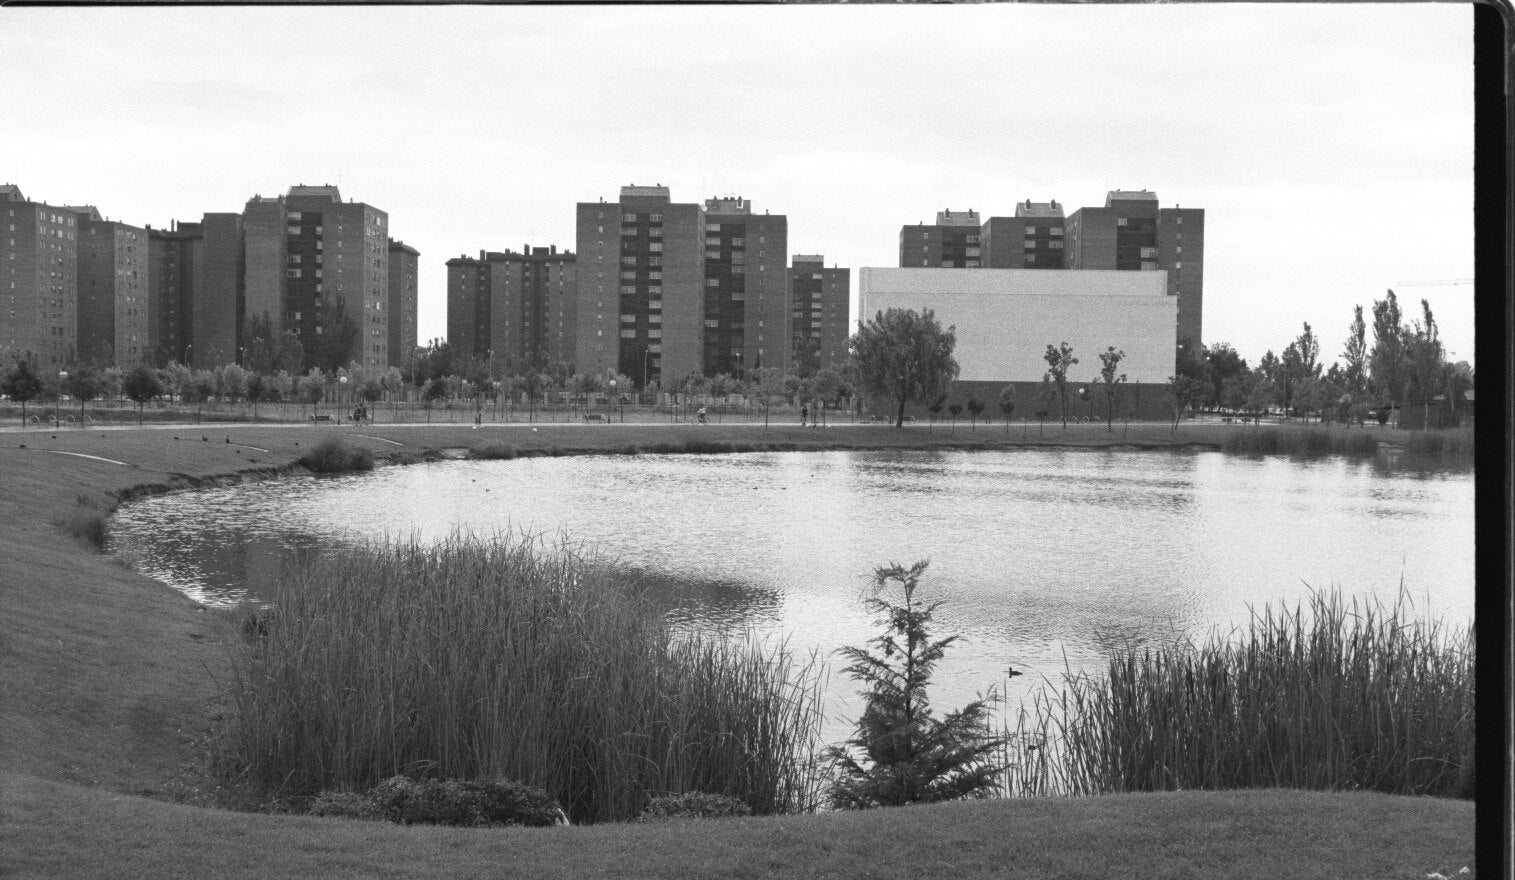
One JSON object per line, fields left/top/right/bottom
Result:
{"left": 575, "top": 186, "right": 703, "bottom": 387}
{"left": 981, "top": 200, "right": 1066, "bottom": 269}
{"left": 147, "top": 221, "right": 200, "bottom": 366}
{"left": 387, "top": 239, "right": 420, "bottom": 369}
{"left": 898, "top": 209, "right": 981, "bottom": 268}
{"left": 1065, "top": 190, "right": 1204, "bottom": 348}
{"left": 1, "top": 185, "right": 79, "bottom": 368}
{"left": 444, "top": 245, "right": 576, "bottom": 373}
{"left": 242, "top": 185, "right": 390, "bottom": 370}
{"left": 701, "top": 197, "right": 787, "bottom": 378}
{"left": 71, "top": 206, "right": 151, "bottom": 367}
{"left": 145, "top": 215, "right": 241, "bottom": 368}
{"left": 788, "top": 255, "right": 850, "bottom": 376}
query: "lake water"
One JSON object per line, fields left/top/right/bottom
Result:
{"left": 109, "top": 449, "right": 1476, "bottom": 728}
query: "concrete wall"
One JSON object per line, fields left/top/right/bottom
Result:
{"left": 198, "top": 213, "right": 242, "bottom": 368}
{"left": 857, "top": 267, "right": 1176, "bottom": 385}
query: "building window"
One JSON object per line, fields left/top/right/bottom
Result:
{"left": 622, "top": 213, "right": 636, "bottom": 222}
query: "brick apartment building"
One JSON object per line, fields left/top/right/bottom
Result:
{"left": 71, "top": 206, "right": 151, "bottom": 367}
{"left": 788, "top": 255, "right": 850, "bottom": 376}
{"left": 445, "top": 245, "right": 576, "bottom": 373}
{"left": 1, "top": 185, "right": 79, "bottom": 369}
{"left": 387, "top": 239, "right": 420, "bottom": 370}
{"left": 898, "top": 209, "right": 981, "bottom": 268}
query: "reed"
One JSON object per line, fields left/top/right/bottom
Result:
{"left": 471, "top": 442, "right": 518, "bottom": 460}
{"left": 1400, "top": 427, "right": 1475, "bottom": 461}
{"left": 219, "top": 534, "right": 825, "bottom": 823}
{"left": 1004, "top": 589, "right": 1473, "bottom": 799}
{"left": 1220, "top": 426, "right": 1378, "bottom": 458}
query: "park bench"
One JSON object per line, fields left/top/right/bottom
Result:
{"left": 310, "top": 414, "right": 333, "bottom": 424}
{"left": 582, "top": 412, "right": 608, "bottom": 423}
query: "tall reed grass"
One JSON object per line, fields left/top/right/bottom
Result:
{"left": 1004, "top": 589, "right": 1473, "bottom": 799}
{"left": 1220, "top": 426, "right": 1379, "bottom": 458}
{"left": 297, "top": 437, "right": 375, "bottom": 473}
{"left": 220, "top": 535, "right": 824, "bottom": 823}
{"left": 1399, "top": 427, "right": 1475, "bottom": 462}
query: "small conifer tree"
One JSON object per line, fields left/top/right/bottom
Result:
{"left": 824, "top": 561, "right": 1006, "bottom": 808}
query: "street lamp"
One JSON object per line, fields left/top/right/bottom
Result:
{"left": 183, "top": 344, "right": 192, "bottom": 368}
{"left": 339, "top": 375, "right": 349, "bottom": 423}
{"left": 609, "top": 379, "right": 621, "bottom": 423}
{"left": 56, "top": 370, "right": 67, "bottom": 428}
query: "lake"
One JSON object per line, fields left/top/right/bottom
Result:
{"left": 109, "top": 448, "right": 1475, "bottom": 727}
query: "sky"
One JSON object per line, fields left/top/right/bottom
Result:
{"left": 0, "top": 4, "right": 1476, "bottom": 369}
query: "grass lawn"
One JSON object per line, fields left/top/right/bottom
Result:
{"left": 0, "top": 419, "right": 1475, "bottom": 879}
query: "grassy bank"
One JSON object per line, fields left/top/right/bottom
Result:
{"left": 0, "top": 421, "right": 1479, "bottom": 878}
{"left": 223, "top": 535, "right": 822, "bottom": 823}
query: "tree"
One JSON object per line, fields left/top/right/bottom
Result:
{"left": 1203, "top": 343, "right": 1248, "bottom": 411}
{"left": 1097, "top": 347, "right": 1127, "bottom": 433}
{"left": 1, "top": 360, "right": 43, "bottom": 426}
{"left": 1369, "top": 289, "right": 1406, "bottom": 406}
{"left": 850, "top": 308, "right": 960, "bottom": 428}
{"left": 965, "top": 398, "right": 985, "bottom": 431}
{"left": 946, "top": 401, "right": 962, "bottom": 432}
{"left": 297, "top": 369, "right": 328, "bottom": 419}
{"left": 749, "top": 367, "right": 788, "bottom": 428}
{"left": 1165, "top": 374, "right": 1204, "bottom": 432}
{"left": 1036, "top": 375, "right": 1056, "bottom": 436}
{"left": 996, "top": 385, "right": 1016, "bottom": 434}
{"left": 183, "top": 370, "right": 216, "bottom": 423}
{"left": 824, "top": 561, "right": 1006, "bottom": 809}
{"left": 927, "top": 395, "right": 946, "bottom": 430}
{"left": 62, "top": 367, "right": 101, "bottom": 427}
{"left": 421, "top": 377, "right": 448, "bottom": 423}
{"left": 312, "top": 296, "right": 360, "bottom": 374}
{"left": 1043, "top": 342, "right": 1078, "bottom": 429}
{"left": 122, "top": 363, "right": 162, "bottom": 425}
{"left": 1343, "top": 305, "right": 1369, "bottom": 399}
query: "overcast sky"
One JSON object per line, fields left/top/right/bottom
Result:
{"left": 0, "top": 4, "right": 1475, "bottom": 369}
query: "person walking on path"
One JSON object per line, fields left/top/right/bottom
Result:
{"left": 800, "top": 404, "right": 808, "bottom": 427}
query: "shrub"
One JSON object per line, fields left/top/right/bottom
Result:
{"left": 640, "top": 792, "right": 752, "bottom": 822}
{"left": 472, "top": 442, "right": 517, "bottom": 460}
{"left": 1401, "top": 428, "right": 1475, "bottom": 461}
{"left": 824, "top": 561, "right": 1006, "bottom": 808}
{"left": 298, "top": 437, "right": 374, "bottom": 474}
{"left": 55, "top": 493, "right": 113, "bottom": 549}
{"left": 1221, "top": 426, "right": 1377, "bottom": 458}
{"left": 307, "top": 790, "right": 383, "bottom": 821}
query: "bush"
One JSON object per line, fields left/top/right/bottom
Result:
{"left": 640, "top": 792, "right": 752, "bottom": 822}
{"left": 310, "top": 776, "right": 563, "bottom": 827}
{"left": 1221, "top": 426, "right": 1377, "bottom": 458}
{"left": 473, "top": 442, "right": 517, "bottom": 460}
{"left": 1401, "top": 428, "right": 1475, "bottom": 461}
{"left": 298, "top": 437, "right": 374, "bottom": 474}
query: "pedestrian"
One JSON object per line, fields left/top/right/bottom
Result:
{"left": 800, "top": 404, "right": 808, "bottom": 427}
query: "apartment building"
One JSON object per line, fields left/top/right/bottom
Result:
{"left": 701, "top": 196, "right": 787, "bottom": 378}
{"left": 788, "top": 255, "right": 850, "bottom": 376}
{"left": 71, "top": 207, "right": 151, "bottom": 367}
{"left": 898, "top": 209, "right": 981, "bottom": 268}
{"left": 444, "top": 245, "right": 576, "bottom": 373}
{"left": 387, "top": 239, "right": 420, "bottom": 370}
{"left": 1, "top": 184, "right": 79, "bottom": 368}
{"left": 981, "top": 200, "right": 1066, "bottom": 270}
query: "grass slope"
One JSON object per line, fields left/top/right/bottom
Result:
{"left": 0, "top": 421, "right": 1476, "bottom": 878}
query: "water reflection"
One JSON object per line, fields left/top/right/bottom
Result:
{"left": 109, "top": 448, "right": 1475, "bottom": 727}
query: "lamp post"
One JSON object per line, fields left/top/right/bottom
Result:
{"left": 183, "top": 344, "right": 192, "bottom": 368}
{"left": 642, "top": 348, "right": 649, "bottom": 395}
{"left": 56, "top": 370, "right": 67, "bottom": 428}
{"left": 609, "top": 379, "right": 620, "bottom": 423}
{"left": 339, "top": 375, "right": 349, "bottom": 424}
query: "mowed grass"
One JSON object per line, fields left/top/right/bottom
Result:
{"left": 2, "top": 772, "right": 1475, "bottom": 880}
{"left": 222, "top": 535, "right": 824, "bottom": 823}
{"left": 1010, "top": 590, "right": 1474, "bottom": 799}
{"left": 0, "top": 421, "right": 1483, "bottom": 878}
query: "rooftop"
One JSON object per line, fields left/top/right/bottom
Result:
{"left": 1013, "top": 199, "right": 1064, "bottom": 218}
{"left": 0, "top": 183, "right": 25, "bottom": 202}
{"left": 935, "top": 209, "right": 980, "bottom": 226}
{"left": 1106, "top": 189, "right": 1158, "bottom": 206}
{"left": 287, "top": 184, "right": 342, "bottom": 202}
{"left": 620, "top": 184, "right": 670, "bottom": 200}
{"left": 792, "top": 254, "right": 825, "bottom": 264}
{"left": 705, "top": 196, "right": 751, "bottom": 215}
